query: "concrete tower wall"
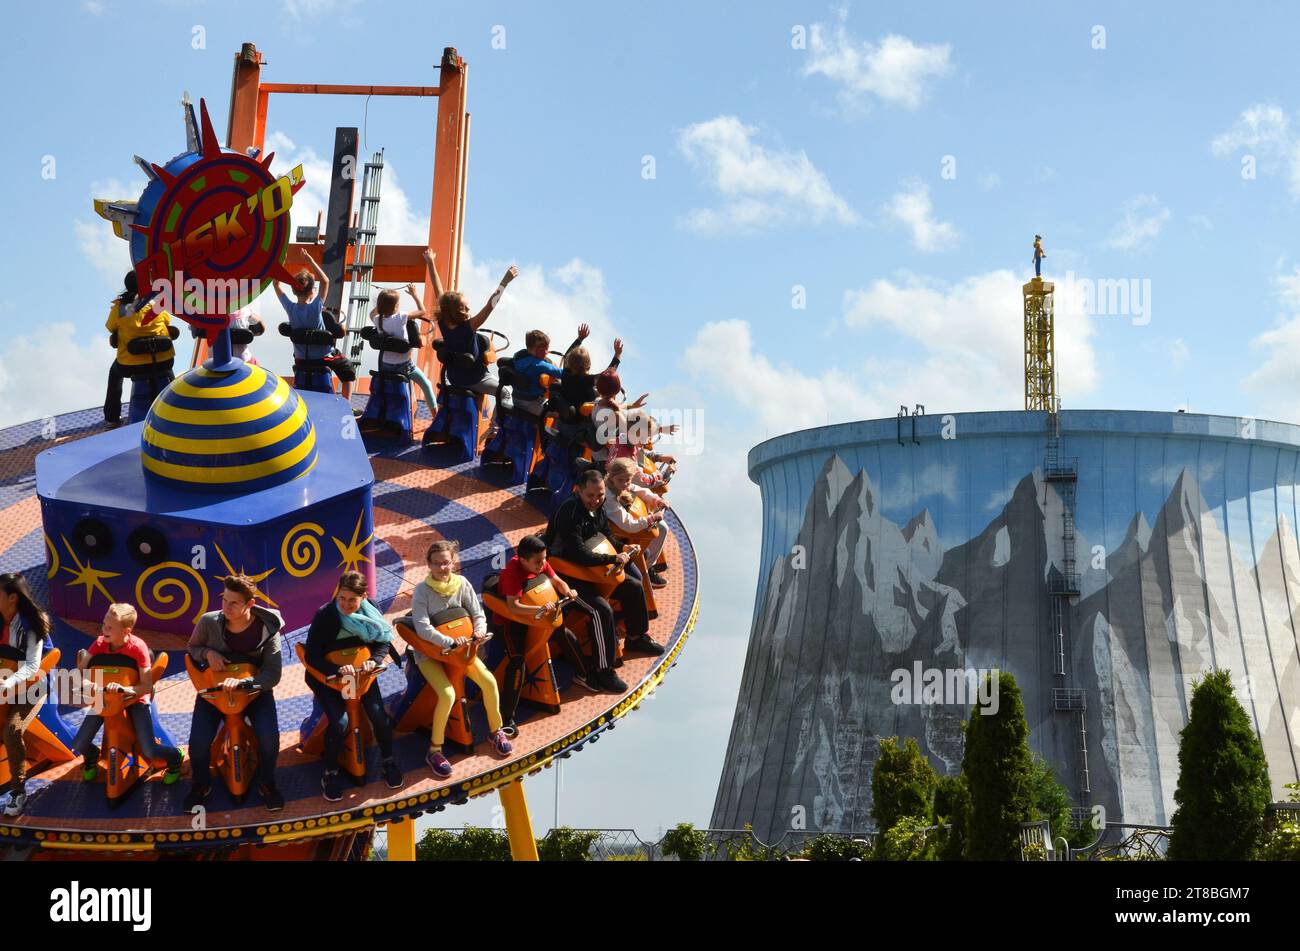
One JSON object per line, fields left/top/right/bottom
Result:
{"left": 713, "top": 410, "right": 1300, "bottom": 841}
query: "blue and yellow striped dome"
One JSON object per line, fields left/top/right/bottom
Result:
{"left": 140, "top": 362, "right": 318, "bottom": 493}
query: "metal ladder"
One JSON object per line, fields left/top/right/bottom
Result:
{"left": 1044, "top": 406, "right": 1090, "bottom": 799}
{"left": 343, "top": 150, "right": 385, "bottom": 369}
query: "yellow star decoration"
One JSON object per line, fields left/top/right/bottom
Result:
{"left": 59, "top": 535, "right": 121, "bottom": 606}
{"left": 333, "top": 510, "right": 374, "bottom": 575}
{"left": 213, "top": 542, "right": 279, "bottom": 608}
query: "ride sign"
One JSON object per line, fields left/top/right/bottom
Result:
{"left": 125, "top": 97, "right": 305, "bottom": 341}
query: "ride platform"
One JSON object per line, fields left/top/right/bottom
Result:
{"left": 0, "top": 404, "right": 698, "bottom": 857}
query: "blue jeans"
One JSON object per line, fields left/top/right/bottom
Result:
{"left": 73, "top": 704, "right": 183, "bottom": 769}
{"left": 306, "top": 676, "right": 394, "bottom": 770}
{"left": 187, "top": 691, "right": 280, "bottom": 790}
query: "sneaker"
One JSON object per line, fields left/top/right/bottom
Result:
{"left": 3, "top": 790, "right": 27, "bottom": 817}
{"left": 426, "top": 748, "right": 452, "bottom": 779}
{"left": 322, "top": 768, "right": 344, "bottom": 802}
{"left": 381, "top": 758, "right": 403, "bottom": 789}
{"left": 649, "top": 570, "right": 667, "bottom": 589}
{"left": 625, "top": 635, "right": 665, "bottom": 656}
{"left": 490, "top": 730, "right": 513, "bottom": 757}
{"left": 596, "top": 670, "right": 628, "bottom": 694}
{"left": 104, "top": 418, "right": 125, "bottom": 430}
{"left": 81, "top": 745, "right": 100, "bottom": 782}
{"left": 162, "top": 747, "right": 185, "bottom": 786}
{"left": 258, "top": 783, "right": 285, "bottom": 812}
{"left": 570, "top": 669, "right": 596, "bottom": 692}
{"left": 182, "top": 785, "right": 210, "bottom": 811}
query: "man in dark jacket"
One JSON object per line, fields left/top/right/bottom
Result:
{"left": 544, "top": 469, "right": 662, "bottom": 685}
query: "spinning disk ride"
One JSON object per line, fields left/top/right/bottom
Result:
{"left": 0, "top": 43, "right": 699, "bottom": 860}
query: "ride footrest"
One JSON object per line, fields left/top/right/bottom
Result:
{"left": 127, "top": 369, "right": 174, "bottom": 423}
{"left": 293, "top": 363, "right": 335, "bottom": 395}
{"left": 481, "top": 411, "right": 538, "bottom": 484}
{"left": 423, "top": 389, "right": 481, "bottom": 462}
{"left": 360, "top": 369, "right": 413, "bottom": 440}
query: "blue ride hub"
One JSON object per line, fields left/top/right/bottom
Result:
{"left": 36, "top": 373, "right": 376, "bottom": 638}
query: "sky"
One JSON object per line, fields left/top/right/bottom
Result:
{"left": 5, "top": 0, "right": 1300, "bottom": 840}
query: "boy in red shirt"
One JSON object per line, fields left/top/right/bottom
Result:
{"left": 72, "top": 603, "right": 184, "bottom": 783}
{"left": 497, "top": 534, "right": 626, "bottom": 694}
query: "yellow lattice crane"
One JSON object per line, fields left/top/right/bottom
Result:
{"left": 1024, "top": 234, "right": 1056, "bottom": 411}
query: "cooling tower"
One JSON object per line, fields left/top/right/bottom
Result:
{"left": 713, "top": 409, "right": 1300, "bottom": 841}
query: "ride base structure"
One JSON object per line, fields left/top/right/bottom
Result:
{"left": 1, "top": 43, "right": 699, "bottom": 861}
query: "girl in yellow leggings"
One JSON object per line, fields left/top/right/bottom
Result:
{"left": 408, "top": 540, "right": 512, "bottom": 777}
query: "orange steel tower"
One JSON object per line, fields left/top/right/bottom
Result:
{"left": 201, "top": 41, "right": 470, "bottom": 392}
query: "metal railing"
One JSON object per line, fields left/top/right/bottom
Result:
{"left": 370, "top": 826, "right": 879, "bottom": 861}
{"left": 371, "top": 805, "right": 1299, "bottom": 861}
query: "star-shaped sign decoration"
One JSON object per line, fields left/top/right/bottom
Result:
{"left": 59, "top": 535, "right": 121, "bottom": 606}
{"left": 213, "top": 543, "right": 279, "bottom": 608}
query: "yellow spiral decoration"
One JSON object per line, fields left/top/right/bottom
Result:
{"left": 135, "top": 562, "right": 210, "bottom": 624}
{"left": 44, "top": 534, "right": 59, "bottom": 580}
{"left": 281, "top": 522, "right": 324, "bottom": 578}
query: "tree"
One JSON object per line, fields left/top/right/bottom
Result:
{"left": 933, "top": 774, "right": 971, "bottom": 861}
{"left": 660, "top": 822, "right": 712, "bottom": 861}
{"left": 1168, "top": 669, "right": 1271, "bottom": 860}
{"left": 803, "top": 833, "right": 873, "bottom": 861}
{"left": 961, "top": 670, "right": 1034, "bottom": 860}
{"left": 415, "top": 826, "right": 511, "bottom": 861}
{"left": 1258, "top": 783, "right": 1300, "bottom": 861}
{"left": 878, "top": 815, "right": 937, "bottom": 861}
{"left": 536, "top": 826, "right": 601, "bottom": 861}
{"left": 872, "top": 736, "right": 938, "bottom": 832}
{"left": 1028, "top": 754, "right": 1091, "bottom": 849}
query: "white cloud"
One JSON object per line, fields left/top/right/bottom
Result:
{"left": 682, "top": 270, "right": 1101, "bottom": 450}
{"left": 1211, "top": 104, "right": 1291, "bottom": 155}
{"left": 1169, "top": 338, "right": 1190, "bottom": 368}
{"left": 282, "top": 0, "right": 360, "bottom": 18}
{"left": 0, "top": 324, "right": 108, "bottom": 424}
{"left": 1210, "top": 103, "right": 1300, "bottom": 197}
{"left": 844, "top": 269, "right": 1099, "bottom": 410}
{"left": 885, "top": 181, "right": 958, "bottom": 252}
{"left": 683, "top": 320, "right": 874, "bottom": 433}
{"left": 1243, "top": 265, "right": 1300, "bottom": 422}
{"left": 76, "top": 177, "right": 145, "bottom": 291}
{"left": 804, "top": 19, "right": 953, "bottom": 110}
{"left": 677, "top": 116, "right": 857, "bottom": 235}
{"left": 83, "top": 0, "right": 104, "bottom": 13}
{"left": 1104, "top": 194, "right": 1170, "bottom": 251}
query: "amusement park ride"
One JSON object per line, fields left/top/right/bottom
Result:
{"left": 0, "top": 43, "right": 698, "bottom": 861}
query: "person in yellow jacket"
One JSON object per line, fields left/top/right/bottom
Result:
{"left": 103, "top": 272, "right": 176, "bottom": 427}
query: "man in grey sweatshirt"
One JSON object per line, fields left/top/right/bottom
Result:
{"left": 183, "top": 575, "right": 285, "bottom": 812}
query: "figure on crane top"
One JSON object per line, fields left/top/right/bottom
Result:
{"left": 1033, "top": 234, "right": 1046, "bottom": 278}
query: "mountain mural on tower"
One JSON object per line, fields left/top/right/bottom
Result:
{"left": 713, "top": 454, "right": 1300, "bottom": 842}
